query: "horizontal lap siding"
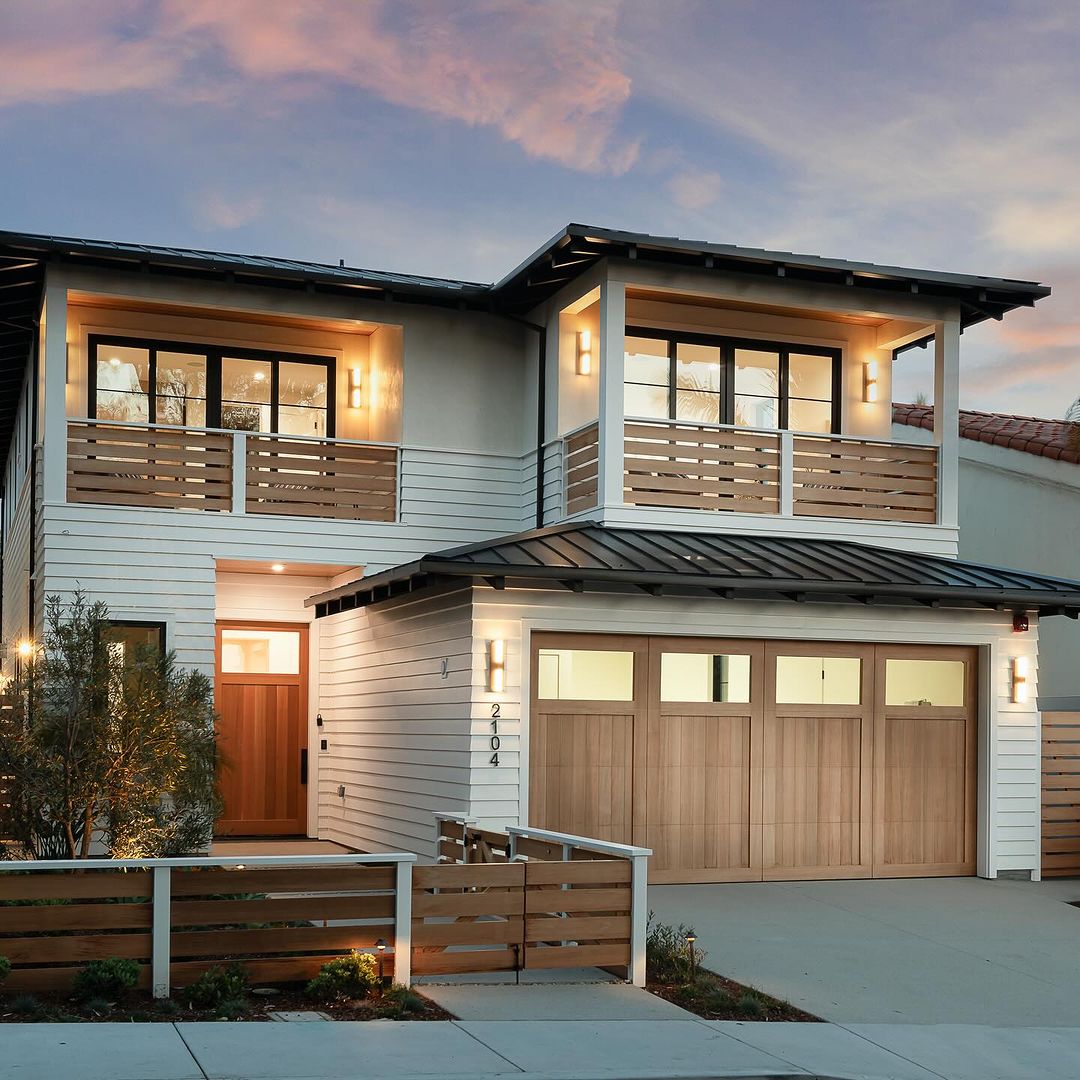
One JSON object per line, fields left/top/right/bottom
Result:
{"left": 469, "top": 587, "right": 1036, "bottom": 876}
{"left": 317, "top": 587, "right": 475, "bottom": 857}
{"left": 1, "top": 467, "right": 33, "bottom": 646}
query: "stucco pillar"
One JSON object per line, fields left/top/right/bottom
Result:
{"left": 933, "top": 317, "right": 961, "bottom": 530}
{"left": 597, "top": 278, "right": 625, "bottom": 511}
{"left": 40, "top": 275, "right": 68, "bottom": 506}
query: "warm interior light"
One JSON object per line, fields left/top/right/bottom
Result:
{"left": 108, "top": 356, "right": 121, "bottom": 367}
{"left": 1011, "top": 655, "right": 1029, "bottom": 704}
{"left": 253, "top": 371, "right": 265, "bottom": 382}
{"left": 488, "top": 639, "right": 506, "bottom": 693}
{"left": 577, "top": 329, "right": 592, "bottom": 376}
{"left": 271, "top": 563, "right": 286, "bottom": 573}
{"left": 864, "top": 359, "right": 879, "bottom": 403}
{"left": 16, "top": 640, "right": 32, "bottom": 658}
{"left": 349, "top": 367, "right": 362, "bottom": 409}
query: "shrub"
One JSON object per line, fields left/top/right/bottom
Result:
{"left": 737, "top": 991, "right": 766, "bottom": 1018}
{"left": 185, "top": 964, "right": 250, "bottom": 1010}
{"left": 305, "top": 952, "right": 378, "bottom": 1002}
{"left": 10, "top": 993, "right": 42, "bottom": 1016}
{"left": 72, "top": 957, "right": 140, "bottom": 1001}
{"left": 375, "top": 984, "right": 426, "bottom": 1018}
{"left": 646, "top": 915, "right": 704, "bottom": 985}
{"left": 0, "top": 955, "right": 10, "bottom": 984}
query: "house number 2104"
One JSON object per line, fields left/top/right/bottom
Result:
{"left": 489, "top": 704, "right": 501, "bottom": 766}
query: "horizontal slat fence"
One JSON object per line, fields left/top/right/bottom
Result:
{"left": 792, "top": 435, "right": 938, "bottom": 523}
{"left": 1042, "top": 712, "right": 1080, "bottom": 876}
{"left": 564, "top": 422, "right": 600, "bottom": 515}
{"left": 246, "top": 435, "right": 398, "bottom": 521}
{"left": 67, "top": 422, "right": 233, "bottom": 511}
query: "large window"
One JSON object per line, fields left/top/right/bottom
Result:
{"left": 625, "top": 329, "right": 840, "bottom": 433}
{"left": 90, "top": 336, "right": 334, "bottom": 437}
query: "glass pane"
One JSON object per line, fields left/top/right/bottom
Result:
{"left": 280, "top": 361, "right": 329, "bottom": 408}
{"left": 279, "top": 404, "right": 328, "bottom": 437}
{"left": 624, "top": 382, "right": 670, "bottom": 419}
{"left": 156, "top": 351, "right": 207, "bottom": 427}
{"left": 624, "top": 337, "right": 669, "bottom": 386}
{"left": 734, "top": 395, "right": 777, "bottom": 429}
{"left": 676, "top": 389, "right": 721, "bottom": 424}
{"left": 103, "top": 623, "right": 164, "bottom": 667}
{"left": 775, "top": 655, "right": 861, "bottom": 705}
{"left": 221, "top": 402, "right": 269, "bottom": 431}
{"left": 660, "top": 653, "right": 751, "bottom": 702}
{"left": 734, "top": 348, "right": 780, "bottom": 396}
{"left": 676, "top": 343, "right": 722, "bottom": 392}
{"left": 789, "top": 353, "right": 833, "bottom": 400}
{"left": 788, "top": 398, "right": 833, "bottom": 433}
{"left": 96, "top": 345, "right": 150, "bottom": 422}
{"left": 221, "top": 629, "right": 301, "bottom": 675}
{"left": 222, "top": 357, "right": 272, "bottom": 405}
{"left": 537, "top": 649, "right": 634, "bottom": 701}
{"left": 885, "top": 658, "right": 965, "bottom": 707}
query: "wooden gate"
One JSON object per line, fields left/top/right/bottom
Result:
{"left": 1042, "top": 712, "right": 1080, "bottom": 877}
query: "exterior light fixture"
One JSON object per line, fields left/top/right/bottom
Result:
{"left": 576, "top": 329, "right": 592, "bottom": 376}
{"left": 863, "top": 359, "right": 879, "bottom": 403}
{"left": 271, "top": 563, "right": 285, "bottom": 573}
{"left": 16, "top": 640, "right": 32, "bottom": 658}
{"left": 375, "top": 938, "right": 389, "bottom": 984}
{"left": 685, "top": 928, "right": 697, "bottom": 979}
{"left": 487, "top": 639, "right": 506, "bottom": 693}
{"left": 1011, "top": 656, "right": 1029, "bottom": 704}
{"left": 349, "top": 367, "right": 362, "bottom": 409}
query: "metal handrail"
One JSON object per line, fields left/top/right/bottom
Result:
{"left": 0, "top": 852, "right": 415, "bottom": 871}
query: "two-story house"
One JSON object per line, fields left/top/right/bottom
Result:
{"left": 1, "top": 224, "right": 1074, "bottom": 884}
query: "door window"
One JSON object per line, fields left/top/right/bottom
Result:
{"left": 537, "top": 649, "right": 634, "bottom": 701}
{"left": 660, "top": 652, "right": 751, "bottom": 702}
{"left": 775, "top": 655, "right": 861, "bottom": 704}
{"left": 221, "top": 629, "right": 301, "bottom": 675}
{"left": 885, "top": 658, "right": 965, "bottom": 706}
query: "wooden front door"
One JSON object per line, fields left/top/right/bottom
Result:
{"left": 529, "top": 633, "right": 979, "bottom": 883}
{"left": 215, "top": 621, "right": 308, "bottom": 836}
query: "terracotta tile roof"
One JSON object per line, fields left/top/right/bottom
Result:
{"left": 893, "top": 403, "right": 1080, "bottom": 464}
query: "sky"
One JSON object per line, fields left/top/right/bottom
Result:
{"left": 1, "top": 0, "right": 1078, "bottom": 417}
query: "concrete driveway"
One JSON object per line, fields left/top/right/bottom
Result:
{"left": 649, "top": 876, "right": 1080, "bottom": 1026}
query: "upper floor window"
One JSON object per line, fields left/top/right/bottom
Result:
{"left": 624, "top": 329, "right": 840, "bottom": 434}
{"left": 90, "top": 335, "right": 334, "bottom": 438}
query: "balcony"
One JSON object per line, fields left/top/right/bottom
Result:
{"left": 67, "top": 419, "right": 398, "bottom": 521}
{"left": 562, "top": 417, "right": 939, "bottom": 525}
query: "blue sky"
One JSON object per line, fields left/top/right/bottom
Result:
{"left": 2, "top": 0, "right": 1077, "bottom": 416}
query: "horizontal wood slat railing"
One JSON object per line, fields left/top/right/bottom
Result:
{"left": 246, "top": 434, "right": 398, "bottom": 521}
{"left": 619, "top": 418, "right": 939, "bottom": 524}
{"left": 791, "top": 434, "right": 939, "bottom": 524}
{"left": 66, "top": 420, "right": 399, "bottom": 522}
{"left": 68, "top": 421, "right": 233, "bottom": 511}
{"left": 564, "top": 421, "right": 600, "bottom": 515}
{"left": 623, "top": 419, "right": 781, "bottom": 514}
{"left": 1042, "top": 712, "right": 1080, "bottom": 876}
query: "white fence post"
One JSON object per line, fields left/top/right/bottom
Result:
{"left": 151, "top": 866, "right": 172, "bottom": 999}
{"left": 780, "top": 430, "right": 794, "bottom": 517}
{"left": 230, "top": 431, "right": 247, "bottom": 514}
{"left": 629, "top": 853, "right": 648, "bottom": 988}
{"left": 394, "top": 860, "right": 413, "bottom": 988}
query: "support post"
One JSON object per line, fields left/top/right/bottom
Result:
{"left": 151, "top": 866, "right": 171, "bottom": 999}
{"left": 231, "top": 431, "right": 246, "bottom": 514}
{"left": 596, "top": 277, "right": 626, "bottom": 512}
{"left": 629, "top": 853, "right": 648, "bottom": 987}
{"left": 779, "top": 430, "right": 794, "bottom": 516}
{"left": 393, "top": 860, "right": 412, "bottom": 988}
{"left": 40, "top": 279, "right": 68, "bottom": 507}
{"left": 933, "top": 318, "right": 961, "bottom": 529}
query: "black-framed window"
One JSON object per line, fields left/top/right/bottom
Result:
{"left": 624, "top": 328, "right": 841, "bottom": 434}
{"left": 102, "top": 621, "right": 166, "bottom": 666}
{"left": 89, "top": 335, "right": 335, "bottom": 438}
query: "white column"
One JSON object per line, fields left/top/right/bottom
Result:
{"left": 151, "top": 866, "right": 172, "bottom": 998}
{"left": 597, "top": 277, "right": 626, "bottom": 512}
{"left": 779, "top": 430, "right": 794, "bottom": 516}
{"left": 40, "top": 277, "right": 68, "bottom": 506}
{"left": 393, "top": 860, "right": 413, "bottom": 987}
{"left": 629, "top": 852, "right": 648, "bottom": 987}
{"left": 231, "top": 432, "right": 246, "bottom": 514}
{"left": 933, "top": 317, "right": 961, "bottom": 529}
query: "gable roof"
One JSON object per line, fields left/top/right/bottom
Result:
{"left": 894, "top": 403, "right": 1080, "bottom": 464}
{"left": 307, "top": 521, "right": 1080, "bottom": 618}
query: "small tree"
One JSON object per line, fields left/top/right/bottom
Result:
{"left": 0, "top": 592, "right": 220, "bottom": 859}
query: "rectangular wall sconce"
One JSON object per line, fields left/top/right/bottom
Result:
{"left": 576, "top": 329, "right": 592, "bottom": 376}
{"left": 349, "top": 367, "right": 362, "bottom": 409}
{"left": 863, "top": 359, "right": 879, "bottom": 403}
{"left": 1011, "top": 655, "right": 1029, "bottom": 704}
{"left": 487, "top": 639, "right": 506, "bottom": 693}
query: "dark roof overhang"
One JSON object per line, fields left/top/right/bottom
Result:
{"left": 306, "top": 522, "right": 1080, "bottom": 620}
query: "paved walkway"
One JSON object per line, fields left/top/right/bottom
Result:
{"left": 10, "top": 1016, "right": 1080, "bottom": 1079}
{"left": 650, "top": 875, "right": 1080, "bottom": 1025}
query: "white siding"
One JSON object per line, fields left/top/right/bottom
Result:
{"left": 519, "top": 441, "right": 565, "bottom": 530}
{"left": 1, "top": 375, "right": 35, "bottom": 652}
{"left": 316, "top": 586, "right": 474, "bottom": 857}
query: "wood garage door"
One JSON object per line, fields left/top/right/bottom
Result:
{"left": 530, "top": 634, "right": 977, "bottom": 883}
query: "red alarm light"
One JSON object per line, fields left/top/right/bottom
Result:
{"left": 1013, "top": 613, "right": 1030, "bottom": 633}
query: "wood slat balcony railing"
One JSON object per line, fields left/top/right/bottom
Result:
{"left": 564, "top": 421, "right": 600, "bottom": 515}
{"left": 67, "top": 420, "right": 399, "bottom": 522}
{"left": 620, "top": 418, "right": 939, "bottom": 525}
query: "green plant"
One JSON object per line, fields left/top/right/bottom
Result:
{"left": 214, "top": 997, "right": 250, "bottom": 1020}
{"left": 72, "top": 957, "right": 140, "bottom": 1001}
{"left": 0, "top": 955, "right": 10, "bottom": 984}
{"left": 185, "top": 964, "right": 250, "bottom": 1010}
{"left": 646, "top": 915, "right": 704, "bottom": 985}
{"left": 154, "top": 997, "right": 182, "bottom": 1017}
{"left": 374, "top": 983, "right": 426, "bottom": 1018}
{"left": 305, "top": 952, "right": 378, "bottom": 1002}
{"left": 10, "top": 993, "right": 42, "bottom": 1016}
{"left": 737, "top": 991, "right": 766, "bottom": 1018}
{"left": 82, "top": 995, "right": 113, "bottom": 1015}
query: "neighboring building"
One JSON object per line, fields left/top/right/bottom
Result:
{"left": 0, "top": 223, "right": 1073, "bottom": 885}
{"left": 894, "top": 403, "right": 1080, "bottom": 710}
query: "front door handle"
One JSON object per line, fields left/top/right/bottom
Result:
{"left": 300, "top": 748, "right": 309, "bottom": 785}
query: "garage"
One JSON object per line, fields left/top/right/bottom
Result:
{"left": 529, "top": 633, "right": 977, "bottom": 883}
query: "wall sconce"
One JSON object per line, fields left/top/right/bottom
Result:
{"left": 863, "top": 359, "right": 879, "bottom": 403}
{"left": 16, "top": 640, "right": 32, "bottom": 659}
{"left": 487, "top": 639, "right": 506, "bottom": 693}
{"left": 349, "top": 367, "right": 362, "bottom": 409}
{"left": 576, "top": 330, "right": 592, "bottom": 376}
{"left": 1011, "top": 655, "right": 1029, "bottom": 704}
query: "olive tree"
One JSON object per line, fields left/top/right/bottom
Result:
{"left": 0, "top": 592, "right": 220, "bottom": 859}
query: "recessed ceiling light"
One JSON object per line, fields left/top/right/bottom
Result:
{"left": 253, "top": 371, "right": 265, "bottom": 381}
{"left": 271, "top": 563, "right": 285, "bottom": 573}
{"left": 109, "top": 357, "right": 121, "bottom": 366}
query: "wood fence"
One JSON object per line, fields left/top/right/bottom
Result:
{"left": 1042, "top": 711, "right": 1080, "bottom": 876}
{"left": 564, "top": 422, "right": 600, "bottom": 515}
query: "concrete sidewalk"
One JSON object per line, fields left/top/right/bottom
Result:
{"left": 9, "top": 1017, "right": 1080, "bottom": 1079}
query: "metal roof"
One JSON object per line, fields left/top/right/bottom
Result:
{"left": 307, "top": 522, "right": 1080, "bottom": 618}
